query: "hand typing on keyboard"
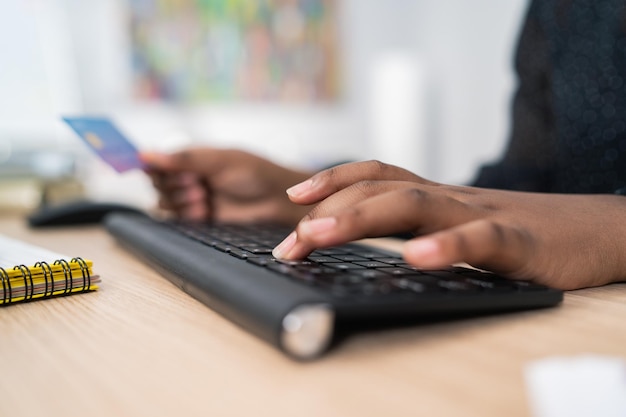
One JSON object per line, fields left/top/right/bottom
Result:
{"left": 142, "top": 150, "right": 626, "bottom": 291}
{"left": 274, "top": 160, "right": 626, "bottom": 291}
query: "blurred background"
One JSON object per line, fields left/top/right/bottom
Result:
{"left": 0, "top": 0, "right": 528, "bottom": 212}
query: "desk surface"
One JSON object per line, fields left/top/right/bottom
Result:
{"left": 1, "top": 215, "right": 625, "bottom": 417}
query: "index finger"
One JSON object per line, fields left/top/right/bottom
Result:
{"left": 274, "top": 186, "right": 475, "bottom": 259}
{"left": 286, "top": 160, "right": 436, "bottom": 205}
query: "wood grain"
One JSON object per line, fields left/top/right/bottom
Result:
{"left": 1, "top": 215, "right": 625, "bottom": 417}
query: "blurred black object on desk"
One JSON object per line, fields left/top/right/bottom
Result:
{"left": 28, "top": 200, "right": 145, "bottom": 227}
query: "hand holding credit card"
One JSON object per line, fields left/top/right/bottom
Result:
{"left": 63, "top": 117, "right": 144, "bottom": 173}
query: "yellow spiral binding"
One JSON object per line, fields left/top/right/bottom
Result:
{"left": 0, "top": 257, "right": 96, "bottom": 305}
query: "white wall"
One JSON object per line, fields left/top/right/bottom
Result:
{"left": 336, "top": 0, "right": 528, "bottom": 183}
{"left": 0, "top": 0, "right": 82, "bottom": 146}
{"left": 408, "top": 0, "right": 529, "bottom": 183}
{"left": 1, "top": 0, "right": 529, "bottom": 206}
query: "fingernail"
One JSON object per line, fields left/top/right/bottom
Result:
{"left": 286, "top": 179, "right": 313, "bottom": 198}
{"left": 273, "top": 231, "right": 297, "bottom": 259}
{"left": 300, "top": 217, "right": 337, "bottom": 236}
{"left": 405, "top": 239, "right": 440, "bottom": 259}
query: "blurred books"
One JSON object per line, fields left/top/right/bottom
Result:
{"left": 0, "top": 148, "right": 84, "bottom": 213}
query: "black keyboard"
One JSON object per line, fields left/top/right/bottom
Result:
{"left": 105, "top": 213, "right": 563, "bottom": 360}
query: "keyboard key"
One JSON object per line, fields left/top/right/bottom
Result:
{"left": 371, "top": 258, "right": 406, "bottom": 265}
{"left": 214, "top": 243, "right": 234, "bottom": 253}
{"left": 352, "top": 269, "right": 391, "bottom": 280}
{"left": 248, "top": 247, "right": 274, "bottom": 254}
{"left": 349, "top": 250, "right": 391, "bottom": 259}
{"left": 247, "top": 256, "right": 274, "bottom": 267}
{"left": 397, "top": 275, "right": 443, "bottom": 292}
{"left": 276, "top": 259, "right": 314, "bottom": 266}
{"left": 328, "top": 263, "right": 367, "bottom": 271}
{"left": 229, "top": 250, "right": 257, "bottom": 260}
{"left": 394, "top": 263, "right": 423, "bottom": 272}
{"left": 266, "top": 262, "right": 296, "bottom": 275}
{"left": 420, "top": 270, "right": 460, "bottom": 280}
{"left": 332, "top": 254, "right": 370, "bottom": 262}
{"left": 308, "top": 256, "right": 342, "bottom": 263}
{"left": 465, "top": 277, "right": 517, "bottom": 292}
{"left": 294, "top": 266, "right": 338, "bottom": 275}
{"left": 514, "top": 281, "right": 551, "bottom": 291}
{"left": 354, "top": 261, "right": 392, "bottom": 269}
{"left": 392, "top": 278, "right": 427, "bottom": 293}
{"left": 437, "top": 279, "right": 481, "bottom": 292}
{"left": 314, "top": 248, "right": 351, "bottom": 256}
{"left": 377, "top": 267, "right": 418, "bottom": 276}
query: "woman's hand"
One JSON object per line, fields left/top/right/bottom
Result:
{"left": 273, "top": 160, "right": 626, "bottom": 290}
{"left": 141, "top": 148, "right": 313, "bottom": 225}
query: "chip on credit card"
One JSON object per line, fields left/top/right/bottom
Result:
{"left": 63, "top": 117, "right": 143, "bottom": 173}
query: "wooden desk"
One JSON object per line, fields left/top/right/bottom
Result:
{"left": 1, "top": 215, "right": 625, "bottom": 417}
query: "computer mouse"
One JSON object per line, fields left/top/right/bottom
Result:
{"left": 27, "top": 200, "right": 146, "bottom": 227}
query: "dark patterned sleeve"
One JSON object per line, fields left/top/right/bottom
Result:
{"left": 470, "top": 0, "right": 557, "bottom": 191}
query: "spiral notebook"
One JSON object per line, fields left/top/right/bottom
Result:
{"left": 0, "top": 234, "right": 100, "bottom": 305}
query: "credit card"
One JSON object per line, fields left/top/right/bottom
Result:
{"left": 63, "top": 117, "right": 143, "bottom": 173}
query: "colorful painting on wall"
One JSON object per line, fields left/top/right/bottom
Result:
{"left": 128, "top": 0, "right": 340, "bottom": 103}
